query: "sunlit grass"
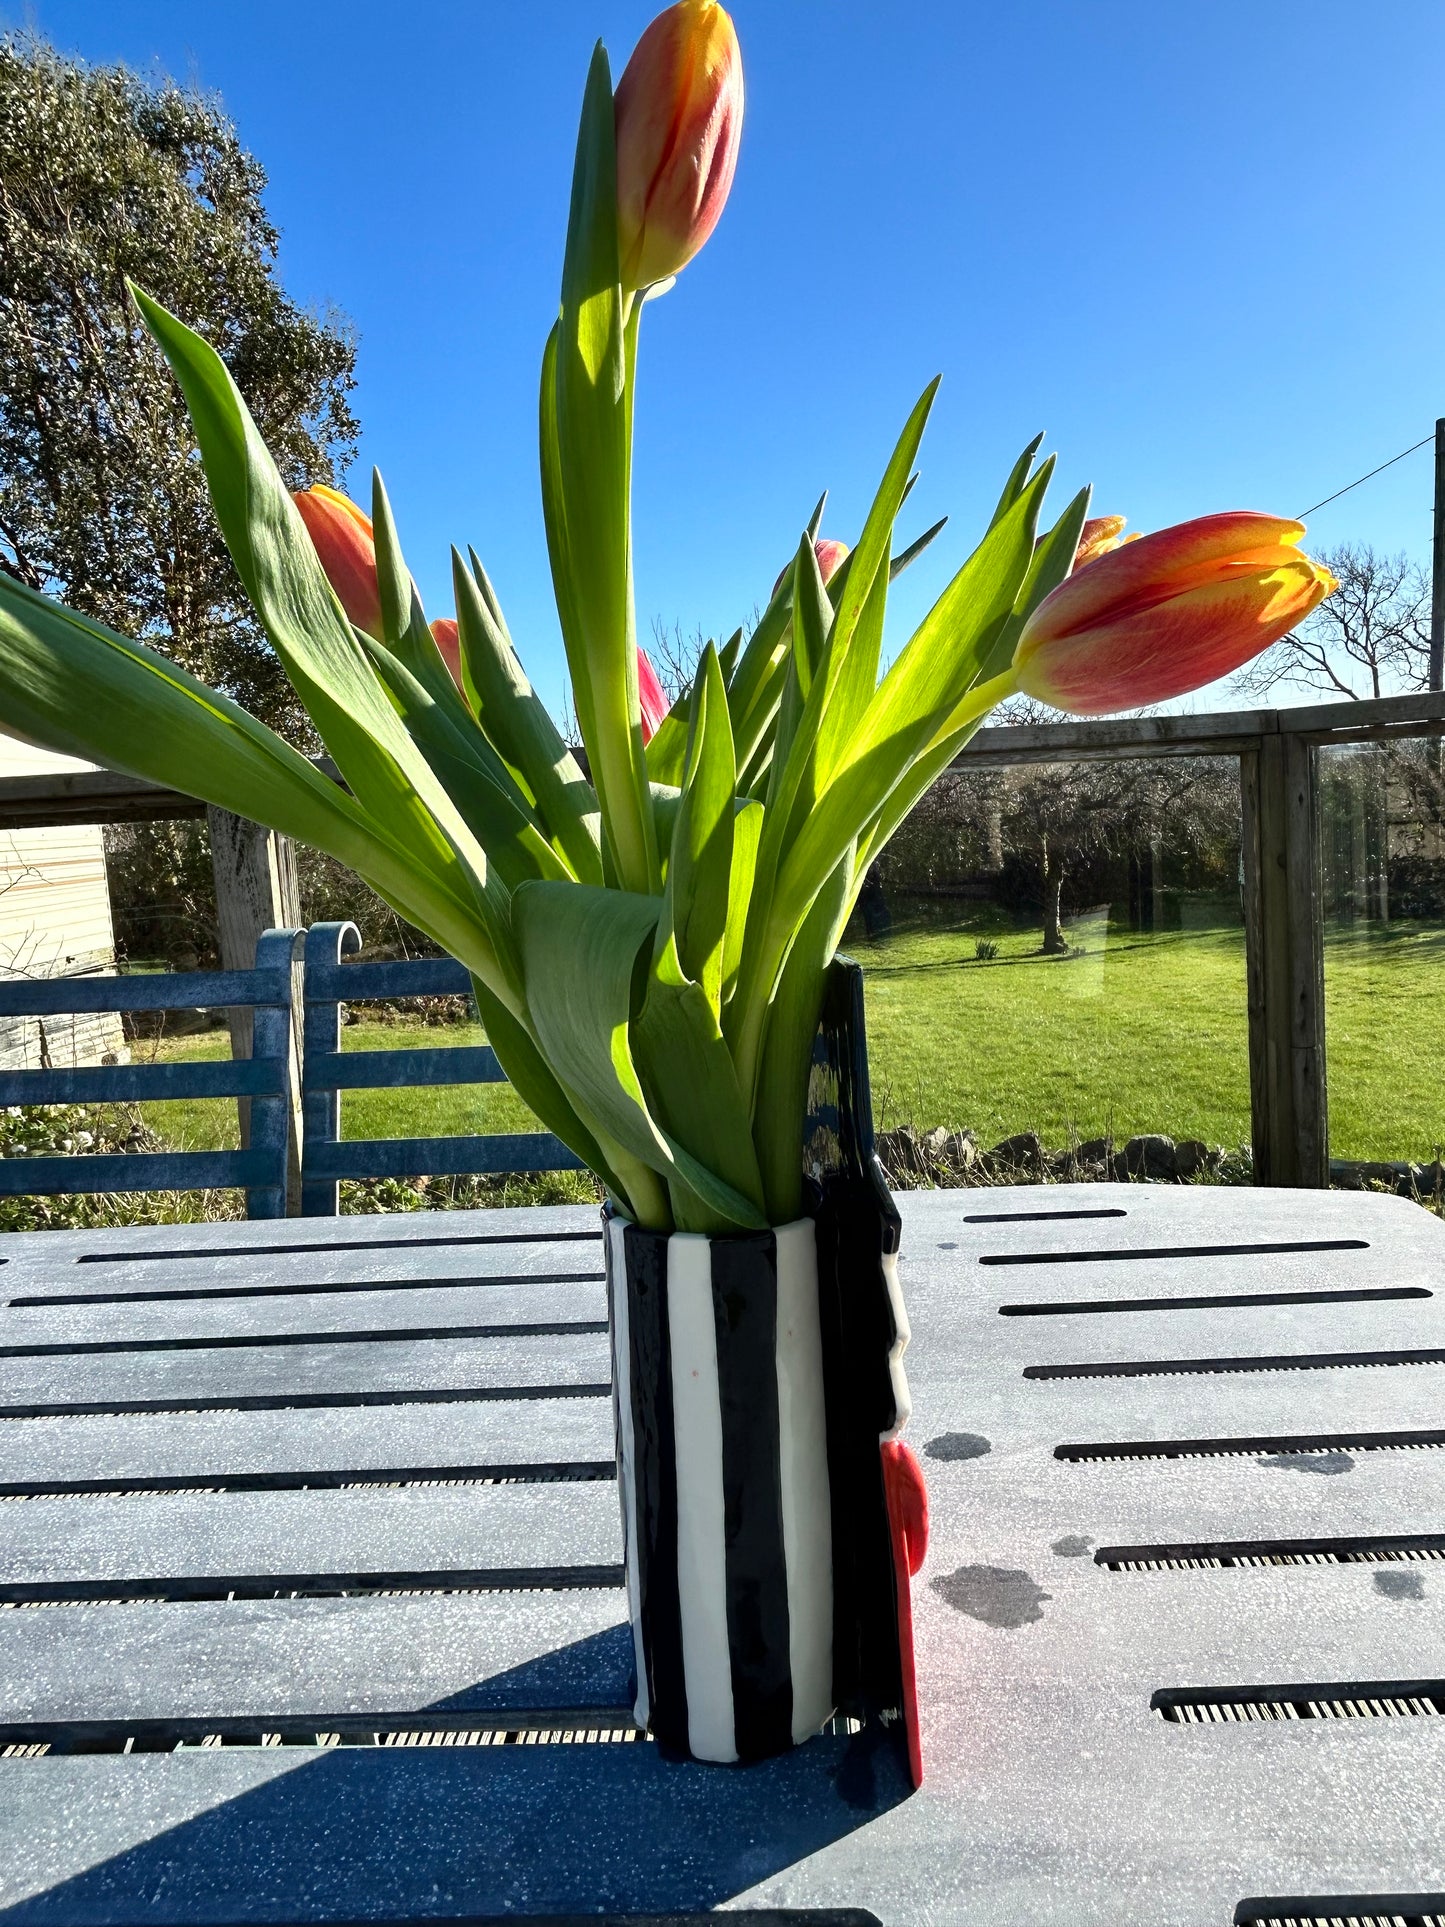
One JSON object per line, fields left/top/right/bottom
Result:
{"left": 134, "top": 1018, "right": 544, "bottom": 1152}
{"left": 847, "top": 900, "right": 1445, "bottom": 1165}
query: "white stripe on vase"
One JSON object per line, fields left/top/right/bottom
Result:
{"left": 666, "top": 1232, "right": 737, "bottom": 1764}
{"left": 774, "top": 1217, "right": 835, "bottom": 1743}
{"left": 879, "top": 1248, "right": 913, "bottom": 1442}
{"left": 607, "top": 1216, "right": 649, "bottom": 1729}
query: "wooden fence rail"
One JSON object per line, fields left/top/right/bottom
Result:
{"left": 3, "top": 688, "right": 1443, "bottom": 1190}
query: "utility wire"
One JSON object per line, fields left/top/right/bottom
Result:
{"left": 1297, "top": 434, "right": 1433, "bottom": 519}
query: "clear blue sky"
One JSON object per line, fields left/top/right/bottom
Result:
{"left": 9, "top": 0, "right": 1445, "bottom": 716}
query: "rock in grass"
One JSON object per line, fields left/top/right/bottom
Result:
{"left": 1173, "top": 1138, "right": 1215, "bottom": 1178}
{"left": 988, "top": 1130, "right": 1044, "bottom": 1171}
{"left": 1122, "top": 1133, "right": 1176, "bottom": 1178}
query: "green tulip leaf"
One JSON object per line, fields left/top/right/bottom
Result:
{"left": 0, "top": 575, "right": 504, "bottom": 978}
{"left": 658, "top": 642, "right": 735, "bottom": 1012}
{"left": 467, "top": 974, "right": 626, "bottom": 1201}
{"left": 130, "top": 285, "right": 523, "bottom": 1004}
{"left": 512, "top": 879, "right": 766, "bottom": 1231}
{"left": 369, "top": 469, "right": 433, "bottom": 672}
{"left": 633, "top": 931, "right": 766, "bottom": 1233}
{"left": 989, "top": 431, "right": 1047, "bottom": 527}
{"left": 722, "top": 798, "right": 763, "bottom": 1006}
{"left": 751, "top": 852, "right": 854, "bottom": 1222}
{"left": 453, "top": 550, "right": 604, "bottom": 884}
{"left": 361, "top": 640, "right": 571, "bottom": 891}
{"left": 552, "top": 44, "right": 657, "bottom": 896}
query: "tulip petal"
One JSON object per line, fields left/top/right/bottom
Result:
{"left": 614, "top": 2, "right": 743, "bottom": 291}
{"left": 431, "top": 616, "right": 464, "bottom": 693}
{"left": 308, "top": 483, "right": 373, "bottom": 537}
{"left": 770, "top": 535, "right": 850, "bottom": 599}
{"left": 1017, "top": 557, "right": 1333, "bottom": 714}
{"left": 638, "top": 647, "right": 669, "bottom": 742}
{"left": 293, "top": 487, "right": 384, "bottom": 640}
{"left": 1025, "top": 511, "right": 1306, "bottom": 647}
{"left": 1072, "top": 513, "right": 1128, "bottom": 570}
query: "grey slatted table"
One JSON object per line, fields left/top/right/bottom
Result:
{"left": 0, "top": 1185, "right": 1441, "bottom": 1926}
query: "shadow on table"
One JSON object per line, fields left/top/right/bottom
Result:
{"left": 2, "top": 1628, "right": 912, "bottom": 1922}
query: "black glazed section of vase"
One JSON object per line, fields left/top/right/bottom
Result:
{"left": 617, "top": 1218, "right": 689, "bottom": 1755}
{"left": 805, "top": 957, "right": 907, "bottom": 1740}
{"left": 711, "top": 1232, "right": 795, "bottom": 1758}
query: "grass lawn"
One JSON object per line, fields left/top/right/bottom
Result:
{"left": 134, "top": 1018, "right": 544, "bottom": 1154}
{"left": 848, "top": 901, "right": 1444, "bottom": 1165}
{"left": 134, "top": 906, "right": 1444, "bottom": 1170}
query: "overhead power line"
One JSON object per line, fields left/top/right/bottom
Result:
{"left": 1297, "top": 435, "right": 1433, "bottom": 519}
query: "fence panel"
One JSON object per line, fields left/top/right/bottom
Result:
{"left": 299, "top": 921, "right": 583, "bottom": 1217}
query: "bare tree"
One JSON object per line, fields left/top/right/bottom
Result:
{"left": 875, "top": 698, "right": 1239, "bottom": 954}
{"left": 648, "top": 617, "right": 709, "bottom": 702}
{"left": 1233, "top": 543, "right": 1430, "bottom": 702}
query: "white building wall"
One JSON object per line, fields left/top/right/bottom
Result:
{"left": 0, "top": 737, "right": 125, "bottom": 1071}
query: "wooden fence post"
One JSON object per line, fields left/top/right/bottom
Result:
{"left": 1240, "top": 731, "right": 1329, "bottom": 1186}
{"left": 207, "top": 807, "right": 303, "bottom": 1212}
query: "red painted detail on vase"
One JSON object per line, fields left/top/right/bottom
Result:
{"left": 881, "top": 1437, "right": 928, "bottom": 1787}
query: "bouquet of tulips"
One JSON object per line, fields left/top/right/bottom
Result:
{"left": 0, "top": 1, "right": 1334, "bottom": 1236}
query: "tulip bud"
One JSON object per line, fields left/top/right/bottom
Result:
{"left": 293, "top": 486, "right": 383, "bottom": 639}
{"left": 431, "top": 618, "right": 464, "bottom": 693}
{"left": 771, "top": 537, "right": 851, "bottom": 599}
{"left": 638, "top": 647, "right": 669, "bottom": 743}
{"left": 614, "top": 1, "right": 744, "bottom": 293}
{"left": 1014, "top": 511, "right": 1337, "bottom": 716}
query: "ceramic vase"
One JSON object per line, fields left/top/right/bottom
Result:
{"left": 602, "top": 959, "right": 927, "bottom": 1777}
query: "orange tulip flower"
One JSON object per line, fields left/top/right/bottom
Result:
{"left": 1014, "top": 512, "right": 1337, "bottom": 716}
{"left": 614, "top": 1, "right": 744, "bottom": 293}
{"left": 293, "top": 485, "right": 383, "bottom": 639}
{"left": 431, "top": 618, "right": 464, "bottom": 693}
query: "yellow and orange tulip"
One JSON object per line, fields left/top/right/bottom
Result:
{"left": 614, "top": 1, "right": 743, "bottom": 293}
{"left": 1015, "top": 511, "right": 1336, "bottom": 715}
{"left": 293, "top": 486, "right": 383, "bottom": 640}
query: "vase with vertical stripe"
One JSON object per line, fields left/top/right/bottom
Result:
{"left": 603, "top": 958, "right": 924, "bottom": 1773}
{"left": 604, "top": 1213, "right": 836, "bottom": 1763}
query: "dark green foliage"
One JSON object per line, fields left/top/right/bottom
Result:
{"left": 0, "top": 33, "right": 357, "bottom": 736}
{"left": 103, "top": 820, "right": 220, "bottom": 968}
{"left": 104, "top": 820, "right": 442, "bottom": 970}
{"left": 0, "top": 1101, "right": 180, "bottom": 1230}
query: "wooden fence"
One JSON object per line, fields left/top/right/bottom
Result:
{"left": 952, "top": 689, "right": 1445, "bottom": 1185}
{"left": 2, "top": 688, "right": 1443, "bottom": 1189}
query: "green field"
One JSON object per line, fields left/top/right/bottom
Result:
{"left": 134, "top": 1018, "right": 543, "bottom": 1154}
{"left": 135, "top": 906, "right": 1444, "bottom": 1169}
{"left": 850, "top": 902, "right": 1443, "bottom": 1163}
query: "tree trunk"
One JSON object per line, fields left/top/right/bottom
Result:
{"left": 1041, "top": 839, "right": 1067, "bottom": 954}
{"left": 207, "top": 807, "right": 303, "bottom": 1213}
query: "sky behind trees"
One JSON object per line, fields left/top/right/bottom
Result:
{"left": 7, "top": 0, "right": 1443, "bottom": 716}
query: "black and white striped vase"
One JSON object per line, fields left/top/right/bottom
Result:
{"left": 604, "top": 1213, "right": 837, "bottom": 1764}
{"left": 603, "top": 959, "right": 927, "bottom": 1775}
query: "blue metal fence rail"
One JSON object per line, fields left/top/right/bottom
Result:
{"left": 0, "top": 928, "right": 302, "bottom": 1219}
{"left": 299, "top": 921, "right": 584, "bottom": 1217}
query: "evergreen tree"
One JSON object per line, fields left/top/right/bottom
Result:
{"left": 0, "top": 33, "right": 358, "bottom": 736}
